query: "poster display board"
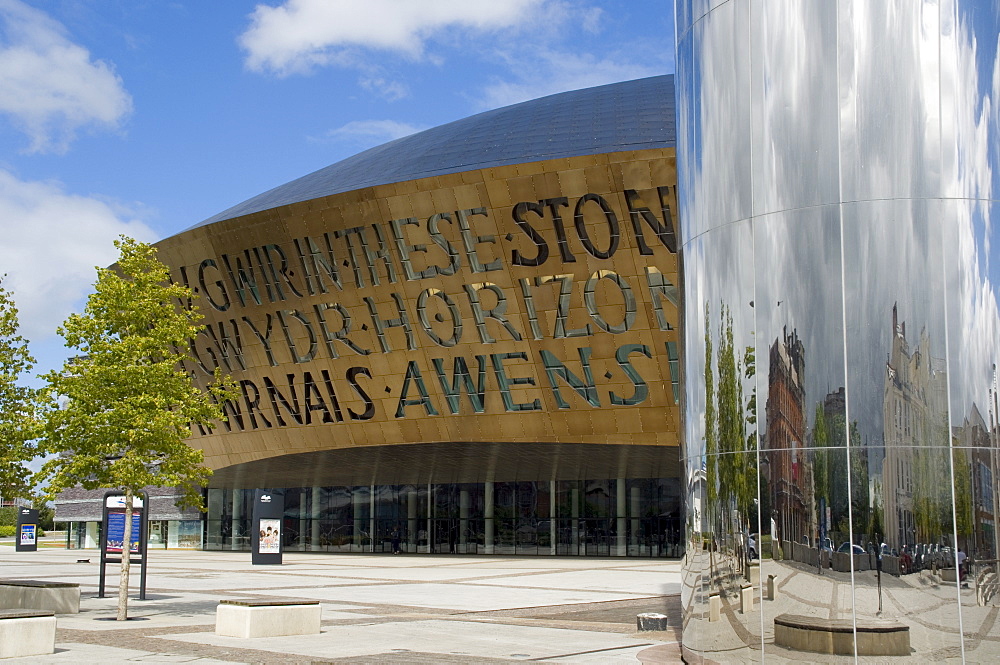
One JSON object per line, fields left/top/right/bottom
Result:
{"left": 105, "top": 510, "right": 142, "bottom": 553}
{"left": 99, "top": 492, "right": 148, "bottom": 600}
{"left": 15, "top": 508, "right": 38, "bottom": 552}
{"left": 251, "top": 489, "right": 283, "bottom": 565}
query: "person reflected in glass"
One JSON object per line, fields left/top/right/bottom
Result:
{"left": 391, "top": 525, "right": 401, "bottom": 555}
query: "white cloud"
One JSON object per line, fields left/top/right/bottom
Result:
{"left": 240, "top": 0, "right": 546, "bottom": 76}
{"left": 0, "top": 0, "right": 132, "bottom": 154}
{"left": 580, "top": 7, "right": 604, "bottom": 34}
{"left": 478, "top": 48, "right": 662, "bottom": 109}
{"left": 324, "top": 119, "right": 424, "bottom": 146}
{"left": 359, "top": 76, "right": 409, "bottom": 102}
{"left": 0, "top": 169, "right": 157, "bottom": 341}
{"left": 480, "top": 49, "right": 664, "bottom": 108}
{"left": 236, "top": 0, "right": 646, "bottom": 113}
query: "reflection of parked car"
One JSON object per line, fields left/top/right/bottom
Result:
{"left": 838, "top": 542, "right": 865, "bottom": 554}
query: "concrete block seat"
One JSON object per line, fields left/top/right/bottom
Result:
{"left": 0, "top": 580, "right": 80, "bottom": 614}
{"left": 636, "top": 612, "right": 670, "bottom": 631}
{"left": 774, "top": 613, "right": 910, "bottom": 657}
{"left": 216, "top": 599, "right": 322, "bottom": 638}
{"left": 0, "top": 610, "right": 56, "bottom": 659}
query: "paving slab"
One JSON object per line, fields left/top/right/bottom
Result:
{"left": 164, "top": 618, "right": 662, "bottom": 662}
{"left": 471, "top": 569, "right": 681, "bottom": 595}
{"left": 248, "top": 580, "right": 654, "bottom": 611}
{"left": 1, "top": 642, "right": 234, "bottom": 663}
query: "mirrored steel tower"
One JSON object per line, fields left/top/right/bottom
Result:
{"left": 676, "top": 1, "right": 1000, "bottom": 660}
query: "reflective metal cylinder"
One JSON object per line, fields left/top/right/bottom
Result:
{"left": 676, "top": 1, "right": 1000, "bottom": 661}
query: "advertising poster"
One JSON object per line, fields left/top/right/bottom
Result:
{"left": 258, "top": 518, "right": 280, "bottom": 554}
{"left": 106, "top": 511, "right": 142, "bottom": 553}
{"left": 175, "top": 520, "right": 202, "bottom": 549}
{"left": 19, "top": 524, "right": 36, "bottom": 546}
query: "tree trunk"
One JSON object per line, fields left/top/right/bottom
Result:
{"left": 117, "top": 490, "right": 132, "bottom": 621}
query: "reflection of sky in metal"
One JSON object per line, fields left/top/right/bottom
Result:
{"left": 680, "top": 0, "right": 1000, "bottom": 446}
{"left": 188, "top": 75, "right": 675, "bottom": 230}
{"left": 959, "top": 0, "right": 1000, "bottom": 290}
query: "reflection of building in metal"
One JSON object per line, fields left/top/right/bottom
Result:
{"left": 953, "top": 404, "right": 995, "bottom": 559}
{"left": 882, "top": 304, "right": 948, "bottom": 550}
{"left": 677, "top": 0, "right": 1000, "bottom": 659}
{"left": 990, "top": 366, "right": 1000, "bottom": 562}
{"left": 765, "top": 327, "right": 807, "bottom": 545}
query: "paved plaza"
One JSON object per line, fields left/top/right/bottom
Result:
{"left": 683, "top": 550, "right": 1000, "bottom": 663}
{"left": 0, "top": 543, "right": 682, "bottom": 664}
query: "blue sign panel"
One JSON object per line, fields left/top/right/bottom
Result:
{"left": 19, "top": 524, "right": 36, "bottom": 546}
{"left": 106, "top": 511, "right": 141, "bottom": 553}
{"left": 15, "top": 508, "right": 38, "bottom": 552}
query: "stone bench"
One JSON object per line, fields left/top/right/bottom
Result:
{"left": 216, "top": 599, "right": 321, "bottom": 638}
{"left": 0, "top": 580, "right": 80, "bottom": 614}
{"left": 774, "top": 613, "right": 910, "bottom": 656}
{"left": 0, "top": 610, "right": 56, "bottom": 659}
{"left": 636, "top": 612, "right": 669, "bottom": 631}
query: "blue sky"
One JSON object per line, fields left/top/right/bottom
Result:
{"left": 0, "top": 0, "right": 675, "bottom": 378}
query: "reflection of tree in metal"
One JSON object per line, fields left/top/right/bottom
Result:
{"left": 703, "top": 302, "right": 758, "bottom": 587}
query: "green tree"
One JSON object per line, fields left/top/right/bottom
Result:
{"left": 952, "top": 447, "right": 973, "bottom": 546}
{"left": 39, "top": 237, "right": 234, "bottom": 620}
{"left": 811, "top": 404, "right": 829, "bottom": 542}
{"left": 716, "top": 306, "right": 756, "bottom": 577}
{"left": 31, "top": 496, "right": 55, "bottom": 531}
{"left": 717, "top": 308, "right": 749, "bottom": 522}
{"left": 870, "top": 477, "right": 884, "bottom": 544}
{"left": 703, "top": 307, "right": 718, "bottom": 577}
{"left": 703, "top": 308, "right": 717, "bottom": 517}
{"left": 811, "top": 405, "right": 829, "bottom": 504}
{"left": 743, "top": 343, "right": 758, "bottom": 531}
{"left": 825, "top": 410, "right": 849, "bottom": 540}
{"left": 0, "top": 278, "right": 41, "bottom": 502}
{"left": 849, "top": 423, "right": 870, "bottom": 542}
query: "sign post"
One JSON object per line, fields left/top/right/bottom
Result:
{"left": 251, "top": 489, "right": 283, "bottom": 565}
{"left": 15, "top": 508, "right": 38, "bottom": 552}
{"left": 99, "top": 492, "right": 149, "bottom": 599}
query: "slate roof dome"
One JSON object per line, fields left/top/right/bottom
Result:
{"left": 192, "top": 74, "right": 675, "bottom": 230}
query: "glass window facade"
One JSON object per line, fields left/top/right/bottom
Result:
{"left": 203, "top": 478, "right": 682, "bottom": 557}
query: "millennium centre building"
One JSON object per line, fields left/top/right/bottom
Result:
{"left": 151, "top": 74, "right": 684, "bottom": 559}
{"left": 56, "top": 0, "right": 1000, "bottom": 660}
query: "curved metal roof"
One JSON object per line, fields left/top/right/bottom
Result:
{"left": 190, "top": 74, "right": 674, "bottom": 230}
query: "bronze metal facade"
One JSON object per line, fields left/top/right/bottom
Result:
{"left": 148, "top": 143, "right": 683, "bottom": 556}
{"left": 156, "top": 149, "right": 681, "bottom": 484}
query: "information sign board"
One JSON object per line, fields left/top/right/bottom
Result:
{"left": 105, "top": 511, "right": 142, "bottom": 553}
{"left": 99, "top": 492, "right": 148, "bottom": 600}
{"left": 15, "top": 508, "right": 38, "bottom": 552}
{"left": 251, "top": 489, "right": 284, "bottom": 565}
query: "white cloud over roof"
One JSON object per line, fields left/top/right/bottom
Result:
{"left": 323, "top": 119, "right": 425, "bottom": 146}
{"left": 239, "top": 0, "right": 545, "bottom": 75}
